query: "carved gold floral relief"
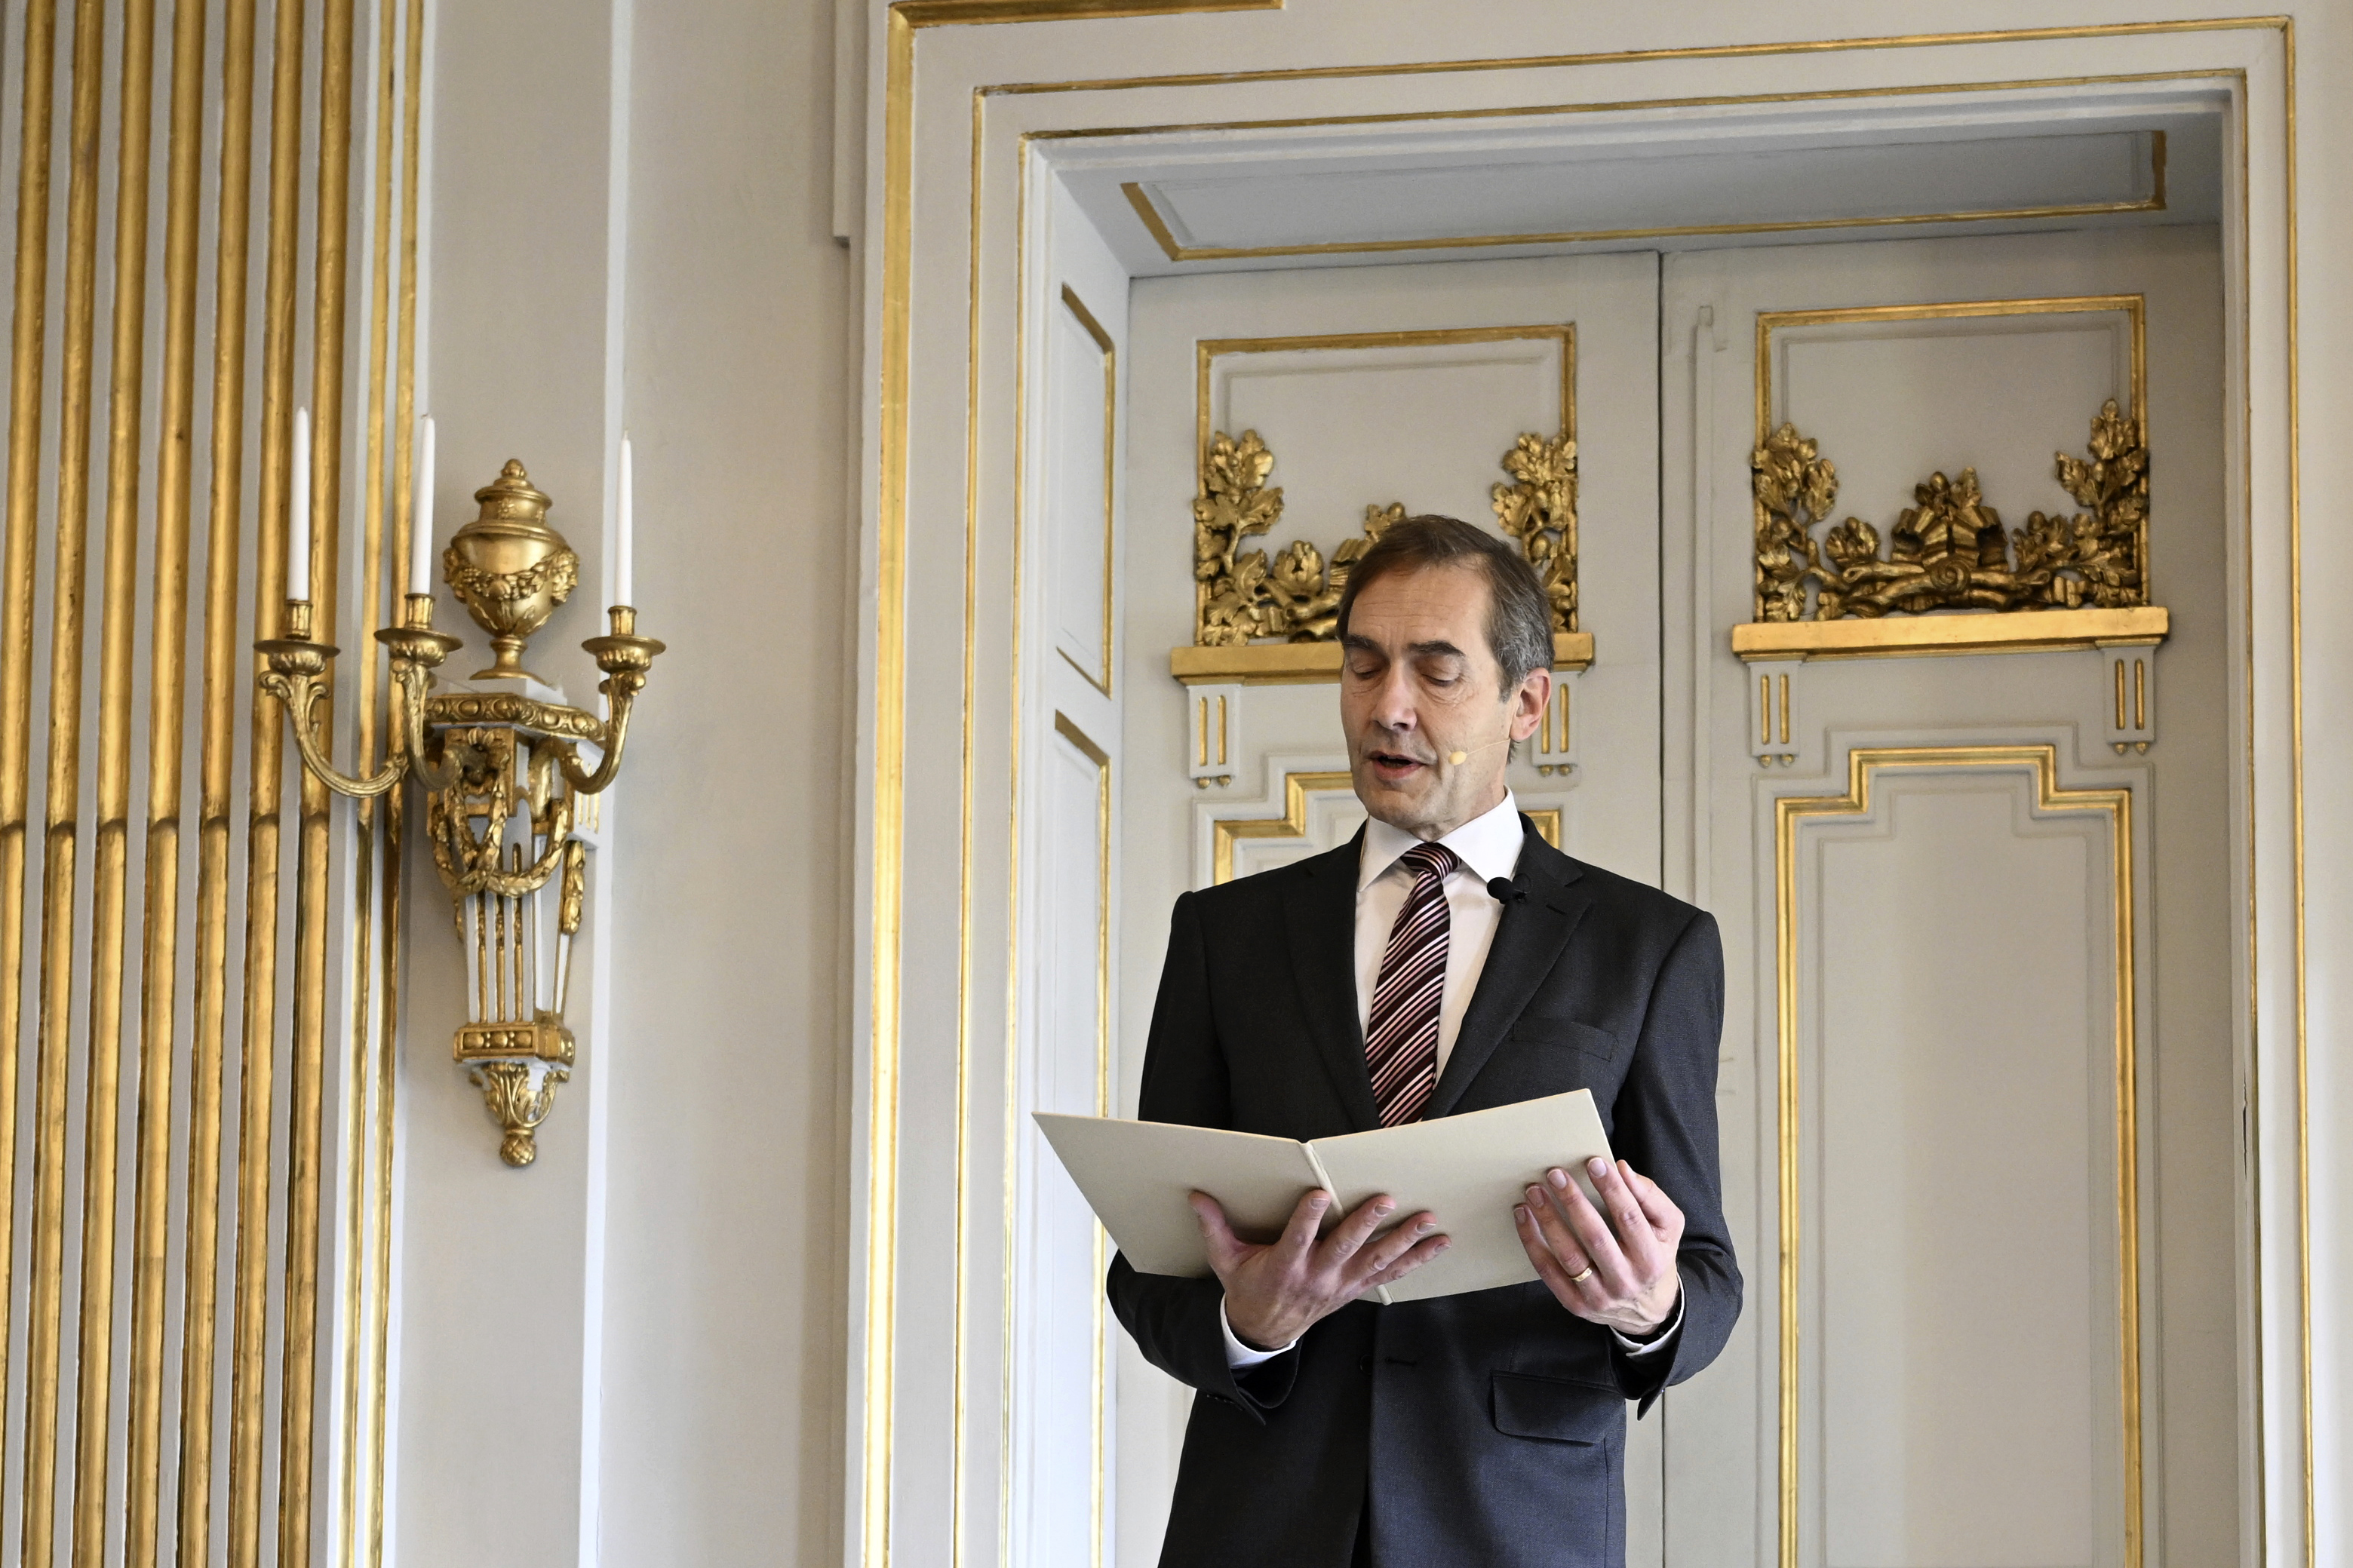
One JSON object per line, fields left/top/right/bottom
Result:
{"left": 1752, "top": 400, "right": 2149, "bottom": 622}
{"left": 1192, "top": 429, "right": 1577, "bottom": 646}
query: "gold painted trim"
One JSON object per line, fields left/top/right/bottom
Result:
{"left": 372, "top": 8, "right": 425, "bottom": 1558}
{"left": 1773, "top": 745, "right": 2140, "bottom": 1568}
{"left": 279, "top": 5, "right": 357, "bottom": 1560}
{"left": 229, "top": 0, "right": 311, "bottom": 1553}
{"left": 1121, "top": 130, "right": 2164, "bottom": 262}
{"left": 1213, "top": 769, "right": 1559, "bottom": 885}
{"left": 1175, "top": 631, "right": 1593, "bottom": 686}
{"left": 23, "top": 0, "right": 109, "bottom": 1552}
{"left": 1058, "top": 284, "right": 1117, "bottom": 695}
{"left": 900, "top": 0, "right": 1276, "bottom": 24}
{"left": 0, "top": 0, "right": 58, "bottom": 1526}
{"left": 1756, "top": 293, "right": 2146, "bottom": 446}
{"left": 182, "top": 2, "right": 256, "bottom": 1560}
{"left": 1052, "top": 711, "right": 1114, "bottom": 1568}
{"left": 127, "top": 0, "right": 207, "bottom": 1558}
{"left": 1731, "top": 607, "right": 2167, "bottom": 663}
{"left": 75, "top": 0, "right": 161, "bottom": 1554}
{"left": 868, "top": 14, "right": 917, "bottom": 1566}
{"left": 992, "top": 18, "right": 2285, "bottom": 98}
{"left": 2276, "top": 26, "right": 2313, "bottom": 1568}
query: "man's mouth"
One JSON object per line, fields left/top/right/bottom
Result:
{"left": 1365, "top": 747, "right": 1430, "bottom": 783}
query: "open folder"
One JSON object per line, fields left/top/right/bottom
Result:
{"left": 1034, "top": 1089, "right": 1612, "bottom": 1305}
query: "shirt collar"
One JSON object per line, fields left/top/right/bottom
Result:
{"left": 1359, "top": 791, "right": 1524, "bottom": 893}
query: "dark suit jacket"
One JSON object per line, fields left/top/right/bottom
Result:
{"left": 1107, "top": 820, "right": 1739, "bottom": 1568}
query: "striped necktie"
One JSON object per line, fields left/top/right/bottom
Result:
{"left": 1365, "top": 841, "right": 1459, "bottom": 1128}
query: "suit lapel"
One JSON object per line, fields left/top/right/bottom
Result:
{"left": 1425, "top": 825, "right": 1596, "bottom": 1118}
{"left": 1281, "top": 831, "right": 1384, "bottom": 1133}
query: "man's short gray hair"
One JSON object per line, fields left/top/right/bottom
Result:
{"left": 1334, "top": 514, "right": 1552, "bottom": 689}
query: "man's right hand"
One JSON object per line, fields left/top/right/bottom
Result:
{"left": 1190, "top": 1189, "right": 1448, "bottom": 1351}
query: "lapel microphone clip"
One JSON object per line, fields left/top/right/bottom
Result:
{"left": 1487, "top": 876, "right": 1526, "bottom": 906}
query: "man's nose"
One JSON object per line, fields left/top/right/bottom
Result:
{"left": 1368, "top": 665, "right": 1418, "bottom": 730}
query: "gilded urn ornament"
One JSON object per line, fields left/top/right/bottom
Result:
{"left": 444, "top": 458, "right": 579, "bottom": 681}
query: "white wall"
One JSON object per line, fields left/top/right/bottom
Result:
{"left": 392, "top": 4, "right": 2353, "bottom": 1565}
{"left": 404, "top": 0, "right": 852, "bottom": 1563}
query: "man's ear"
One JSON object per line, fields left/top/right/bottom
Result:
{"left": 1509, "top": 667, "right": 1553, "bottom": 741}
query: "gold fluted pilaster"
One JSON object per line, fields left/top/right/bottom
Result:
{"left": 337, "top": 0, "right": 399, "bottom": 1547}
{"left": 126, "top": 0, "right": 209, "bottom": 1561}
{"left": 71, "top": 0, "right": 160, "bottom": 1559}
{"left": 22, "top": 2, "right": 109, "bottom": 1560}
{"left": 179, "top": 2, "right": 256, "bottom": 1562}
{"left": 280, "top": 0, "right": 355, "bottom": 1558}
{"left": 365, "top": 8, "right": 426, "bottom": 1556}
{"left": 0, "top": 0, "right": 59, "bottom": 1520}
{"left": 228, "top": 0, "right": 307, "bottom": 1559}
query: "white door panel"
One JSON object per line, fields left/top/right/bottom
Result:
{"left": 1661, "top": 226, "right": 2234, "bottom": 1568}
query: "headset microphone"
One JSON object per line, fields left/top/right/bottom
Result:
{"left": 1445, "top": 732, "right": 1514, "bottom": 767}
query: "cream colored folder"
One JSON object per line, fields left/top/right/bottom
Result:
{"left": 1034, "top": 1089, "right": 1613, "bottom": 1306}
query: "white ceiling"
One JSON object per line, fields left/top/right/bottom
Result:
{"left": 1042, "top": 84, "right": 2226, "bottom": 276}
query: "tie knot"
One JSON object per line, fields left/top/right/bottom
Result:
{"left": 1400, "top": 842, "right": 1458, "bottom": 883}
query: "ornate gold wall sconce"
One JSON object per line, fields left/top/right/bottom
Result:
{"left": 260, "top": 418, "right": 662, "bottom": 1166}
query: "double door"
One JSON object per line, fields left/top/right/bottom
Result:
{"left": 1098, "top": 224, "right": 2235, "bottom": 1567}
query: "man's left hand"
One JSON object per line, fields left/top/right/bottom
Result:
{"left": 1515, "top": 1156, "right": 1683, "bottom": 1338}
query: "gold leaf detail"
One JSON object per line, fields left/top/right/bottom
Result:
{"left": 1489, "top": 431, "right": 1579, "bottom": 634}
{"left": 1749, "top": 402, "right": 2149, "bottom": 621}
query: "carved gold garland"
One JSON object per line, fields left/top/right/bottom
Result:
{"left": 1752, "top": 400, "right": 2149, "bottom": 622}
{"left": 1192, "top": 427, "right": 1578, "bottom": 646}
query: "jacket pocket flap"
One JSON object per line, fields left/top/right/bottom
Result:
{"left": 1504, "top": 1017, "right": 1619, "bottom": 1061}
{"left": 1490, "top": 1370, "right": 1620, "bottom": 1445}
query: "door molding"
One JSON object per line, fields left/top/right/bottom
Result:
{"left": 858, "top": 13, "right": 2311, "bottom": 1567}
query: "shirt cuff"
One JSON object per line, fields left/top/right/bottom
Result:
{"left": 1219, "top": 1299, "right": 1298, "bottom": 1368}
{"left": 1611, "top": 1292, "right": 1684, "bottom": 1357}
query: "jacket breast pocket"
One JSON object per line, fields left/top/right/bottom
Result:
{"left": 1490, "top": 1369, "right": 1622, "bottom": 1445}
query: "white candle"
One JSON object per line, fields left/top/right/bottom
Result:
{"left": 287, "top": 406, "right": 312, "bottom": 602}
{"left": 409, "top": 414, "right": 435, "bottom": 595}
{"left": 616, "top": 432, "right": 634, "bottom": 607}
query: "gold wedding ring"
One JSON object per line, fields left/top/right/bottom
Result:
{"left": 1568, "top": 1264, "right": 1596, "bottom": 1285}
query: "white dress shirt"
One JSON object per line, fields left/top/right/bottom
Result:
{"left": 1220, "top": 793, "right": 1683, "bottom": 1367}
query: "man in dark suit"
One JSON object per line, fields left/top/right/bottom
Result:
{"left": 1107, "top": 515, "right": 1739, "bottom": 1567}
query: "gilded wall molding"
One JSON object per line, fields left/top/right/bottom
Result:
{"left": 1773, "top": 745, "right": 2141, "bottom": 1568}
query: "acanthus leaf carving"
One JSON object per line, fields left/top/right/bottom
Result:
{"left": 1490, "top": 431, "right": 1580, "bottom": 634}
{"left": 1190, "top": 431, "right": 1578, "bottom": 647}
{"left": 1750, "top": 400, "right": 2150, "bottom": 622}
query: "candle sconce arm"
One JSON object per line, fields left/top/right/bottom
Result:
{"left": 555, "top": 687, "right": 634, "bottom": 796}
{"left": 257, "top": 660, "right": 407, "bottom": 799}
{"left": 562, "top": 612, "right": 665, "bottom": 796}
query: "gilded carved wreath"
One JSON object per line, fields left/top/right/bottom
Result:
{"left": 1191, "top": 428, "right": 1577, "bottom": 646}
{"left": 1752, "top": 399, "right": 2149, "bottom": 622}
